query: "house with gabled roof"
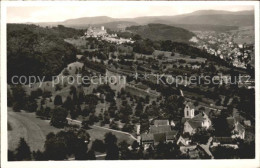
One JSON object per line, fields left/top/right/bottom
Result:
{"left": 183, "top": 112, "right": 212, "bottom": 135}
{"left": 150, "top": 125, "right": 172, "bottom": 134}
{"left": 177, "top": 135, "right": 191, "bottom": 146}
{"left": 226, "top": 116, "right": 246, "bottom": 139}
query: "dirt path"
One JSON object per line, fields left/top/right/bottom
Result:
{"left": 67, "top": 118, "right": 137, "bottom": 141}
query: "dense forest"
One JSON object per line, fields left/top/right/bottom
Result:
{"left": 126, "top": 24, "right": 195, "bottom": 43}
{"left": 7, "top": 24, "right": 82, "bottom": 82}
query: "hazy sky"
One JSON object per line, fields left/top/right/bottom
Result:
{"left": 7, "top": 3, "right": 254, "bottom": 23}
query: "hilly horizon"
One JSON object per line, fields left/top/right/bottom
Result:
{"left": 29, "top": 9, "right": 254, "bottom": 29}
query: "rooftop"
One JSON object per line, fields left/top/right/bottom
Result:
{"left": 150, "top": 125, "right": 172, "bottom": 134}
{"left": 154, "top": 119, "right": 169, "bottom": 126}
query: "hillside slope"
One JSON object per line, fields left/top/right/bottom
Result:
{"left": 126, "top": 24, "right": 195, "bottom": 42}
{"left": 7, "top": 24, "right": 79, "bottom": 82}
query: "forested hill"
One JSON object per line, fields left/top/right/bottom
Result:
{"left": 126, "top": 24, "right": 195, "bottom": 43}
{"left": 7, "top": 24, "right": 81, "bottom": 82}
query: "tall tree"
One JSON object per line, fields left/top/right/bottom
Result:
{"left": 50, "top": 107, "right": 68, "bottom": 128}
{"left": 15, "top": 138, "right": 31, "bottom": 161}
{"left": 104, "top": 132, "right": 119, "bottom": 160}
{"left": 54, "top": 95, "right": 63, "bottom": 106}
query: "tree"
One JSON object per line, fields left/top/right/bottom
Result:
{"left": 86, "top": 150, "right": 96, "bottom": 160}
{"left": 8, "top": 150, "right": 15, "bottom": 161}
{"left": 192, "top": 128, "right": 211, "bottom": 144}
{"left": 82, "top": 118, "right": 91, "bottom": 129}
{"left": 63, "top": 68, "right": 70, "bottom": 76}
{"left": 15, "top": 138, "right": 31, "bottom": 160}
{"left": 74, "top": 139, "right": 88, "bottom": 160}
{"left": 26, "top": 98, "right": 38, "bottom": 112}
{"left": 119, "top": 141, "right": 131, "bottom": 160}
{"left": 212, "top": 114, "right": 231, "bottom": 137}
{"left": 50, "top": 107, "right": 68, "bottom": 128}
{"left": 32, "top": 150, "right": 46, "bottom": 160}
{"left": 36, "top": 105, "right": 44, "bottom": 117}
{"left": 44, "top": 133, "right": 68, "bottom": 160}
{"left": 122, "top": 123, "right": 134, "bottom": 133}
{"left": 55, "top": 84, "right": 62, "bottom": 91}
{"left": 63, "top": 96, "right": 74, "bottom": 110}
{"left": 105, "top": 144, "right": 119, "bottom": 160}
{"left": 109, "top": 120, "right": 119, "bottom": 130}
{"left": 131, "top": 141, "right": 139, "bottom": 151}
{"left": 54, "top": 95, "right": 63, "bottom": 106}
{"left": 7, "top": 89, "right": 14, "bottom": 107}
{"left": 91, "top": 139, "right": 106, "bottom": 153}
{"left": 211, "top": 146, "right": 239, "bottom": 159}
{"left": 44, "top": 107, "right": 51, "bottom": 119}
{"left": 104, "top": 132, "right": 119, "bottom": 160}
{"left": 104, "top": 132, "right": 117, "bottom": 145}
{"left": 11, "top": 85, "right": 27, "bottom": 111}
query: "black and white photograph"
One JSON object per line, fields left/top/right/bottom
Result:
{"left": 1, "top": 1, "right": 259, "bottom": 168}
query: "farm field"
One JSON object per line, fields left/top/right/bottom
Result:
{"left": 8, "top": 108, "right": 61, "bottom": 152}
{"left": 8, "top": 107, "right": 135, "bottom": 153}
{"left": 87, "top": 125, "right": 135, "bottom": 146}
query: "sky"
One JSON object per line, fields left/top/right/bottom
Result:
{"left": 7, "top": 3, "right": 254, "bottom": 23}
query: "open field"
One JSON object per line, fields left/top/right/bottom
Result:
{"left": 8, "top": 107, "right": 135, "bottom": 153}
{"left": 8, "top": 108, "right": 61, "bottom": 152}
{"left": 67, "top": 118, "right": 135, "bottom": 146}
{"left": 87, "top": 125, "right": 135, "bottom": 145}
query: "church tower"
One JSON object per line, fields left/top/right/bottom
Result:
{"left": 184, "top": 102, "right": 195, "bottom": 118}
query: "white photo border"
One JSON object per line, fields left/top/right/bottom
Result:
{"left": 1, "top": 1, "right": 259, "bottom": 168}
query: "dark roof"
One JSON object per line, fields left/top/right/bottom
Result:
{"left": 153, "top": 133, "right": 166, "bottom": 143}
{"left": 186, "top": 112, "right": 209, "bottom": 129}
{"left": 154, "top": 120, "right": 169, "bottom": 126}
{"left": 166, "top": 131, "right": 178, "bottom": 140}
{"left": 141, "top": 134, "right": 154, "bottom": 141}
{"left": 181, "top": 117, "right": 189, "bottom": 123}
{"left": 213, "top": 137, "right": 236, "bottom": 144}
{"left": 187, "top": 120, "right": 202, "bottom": 129}
{"left": 150, "top": 125, "right": 172, "bottom": 134}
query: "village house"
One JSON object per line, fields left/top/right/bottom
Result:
{"left": 227, "top": 116, "right": 246, "bottom": 139}
{"left": 211, "top": 137, "right": 238, "bottom": 149}
{"left": 140, "top": 119, "right": 178, "bottom": 149}
{"left": 177, "top": 135, "right": 191, "bottom": 146}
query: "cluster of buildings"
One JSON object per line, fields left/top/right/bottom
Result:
{"left": 84, "top": 26, "right": 134, "bottom": 44}
{"left": 195, "top": 31, "right": 254, "bottom": 69}
{"left": 137, "top": 101, "right": 247, "bottom": 156}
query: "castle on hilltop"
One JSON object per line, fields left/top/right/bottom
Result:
{"left": 84, "top": 26, "right": 107, "bottom": 38}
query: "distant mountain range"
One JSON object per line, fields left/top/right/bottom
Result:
{"left": 33, "top": 10, "right": 254, "bottom": 30}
